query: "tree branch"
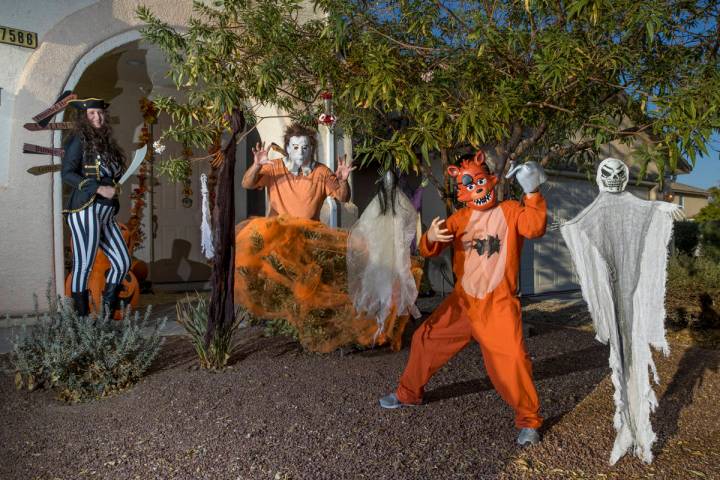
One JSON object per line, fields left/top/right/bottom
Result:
{"left": 525, "top": 101, "right": 573, "bottom": 114}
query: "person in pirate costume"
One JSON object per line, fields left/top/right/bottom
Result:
{"left": 62, "top": 98, "right": 130, "bottom": 317}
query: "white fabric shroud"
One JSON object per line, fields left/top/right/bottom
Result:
{"left": 200, "top": 173, "right": 215, "bottom": 260}
{"left": 347, "top": 189, "right": 421, "bottom": 340}
{"left": 560, "top": 191, "right": 675, "bottom": 465}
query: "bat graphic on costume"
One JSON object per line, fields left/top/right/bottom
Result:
{"left": 465, "top": 235, "right": 502, "bottom": 257}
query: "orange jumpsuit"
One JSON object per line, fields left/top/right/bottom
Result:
{"left": 395, "top": 193, "right": 546, "bottom": 429}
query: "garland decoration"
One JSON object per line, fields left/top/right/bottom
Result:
{"left": 127, "top": 97, "right": 157, "bottom": 252}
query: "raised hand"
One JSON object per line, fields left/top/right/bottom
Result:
{"left": 251, "top": 141, "right": 272, "bottom": 166}
{"left": 506, "top": 161, "right": 548, "bottom": 194}
{"left": 335, "top": 154, "right": 356, "bottom": 181}
{"left": 427, "top": 216, "right": 453, "bottom": 243}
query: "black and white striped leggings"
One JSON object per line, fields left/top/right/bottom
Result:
{"left": 67, "top": 203, "right": 131, "bottom": 293}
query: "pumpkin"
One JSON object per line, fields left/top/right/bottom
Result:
{"left": 64, "top": 223, "right": 140, "bottom": 320}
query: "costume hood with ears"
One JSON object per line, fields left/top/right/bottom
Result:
{"left": 447, "top": 150, "right": 499, "bottom": 211}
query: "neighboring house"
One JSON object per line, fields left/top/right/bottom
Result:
{"left": 669, "top": 182, "right": 711, "bottom": 218}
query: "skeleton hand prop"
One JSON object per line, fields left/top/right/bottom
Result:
{"left": 655, "top": 201, "right": 686, "bottom": 221}
{"left": 427, "top": 217, "right": 453, "bottom": 243}
{"left": 506, "top": 161, "right": 547, "bottom": 194}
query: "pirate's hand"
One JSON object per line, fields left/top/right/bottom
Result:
{"left": 97, "top": 186, "right": 116, "bottom": 199}
{"left": 427, "top": 217, "right": 453, "bottom": 243}
{"left": 251, "top": 142, "right": 272, "bottom": 166}
{"left": 506, "top": 161, "right": 547, "bottom": 194}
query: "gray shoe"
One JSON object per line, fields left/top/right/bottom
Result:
{"left": 517, "top": 428, "right": 540, "bottom": 446}
{"left": 379, "top": 393, "right": 414, "bottom": 409}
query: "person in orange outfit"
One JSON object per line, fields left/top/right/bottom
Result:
{"left": 241, "top": 123, "right": 354, "bottom": 220}
{"left": 379, "top": 151, "right": 548, "bottom": 446}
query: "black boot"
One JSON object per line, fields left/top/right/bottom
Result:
{"left": 71, "top": 290, "right": 89, "bottom": 317}
{"left": 101, "top": 282, "right": 123, "bottom": 318}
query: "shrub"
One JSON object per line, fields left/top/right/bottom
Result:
{"left": 175, "top": 292, "right": 244, "bottom": 369}
{"left": 699, "top": 220, "right": 720, "bottom": 262}
{"left": 12, "top": 295, "right": 165, "bottom": 402}
{"left": 666, "top": 254, "right": 720, "bottom": 330}
{"left": 673, "top": 220, "right": 700, "bottom": 256}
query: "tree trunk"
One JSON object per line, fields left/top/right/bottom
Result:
{"left": 439, "top": 148, "right": 454, "bottom": 217}
{"left": 206, "top": 110, "right": 245, "bottom": 346}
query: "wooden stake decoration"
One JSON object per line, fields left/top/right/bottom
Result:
{"left": 27, "top": 164, "right": 62, "bottom": 176}
{"left": 23, "top": 122, "right": 74, "bottom": 131}
{"left": 23, "top": 143, "right": 64, "bottom": 157}
{"left": 31, "top": 92, "right": 76, "bottom": 124}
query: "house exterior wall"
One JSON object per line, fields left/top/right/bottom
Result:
{"left": 0, "top": 1, "right": 195, "bottom": 314}
{"left": 672, "top": 194, "right": 709, "bottom": 219}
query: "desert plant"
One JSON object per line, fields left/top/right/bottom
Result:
{"left": 673, "top": 221, "right": 701, "bottom": 256}
{"left": 666, "top": 254, "right": 720, "bottom": 330}
{"left": 12, "top": 295, "right": 165, "bottom": 403}
{"left": 175, "top": 293, "right": 244, "bottom": 369}
{"left": 699, "top": 220, "right": 720, "bottom": 262}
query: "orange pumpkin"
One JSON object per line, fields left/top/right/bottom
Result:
{"left": 64, "top": 223, "right": 140, "bottom": 320}
{"left": 130, "top": 258, "right": 149, "bottom": 282}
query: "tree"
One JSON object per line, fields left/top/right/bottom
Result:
{"left": 136, "top": 0, "right": 335, "bottom": 363}
{"left": 695, "top": 186, "right": 720, "bottom": 222}
{"left": 137, "top": 0, "right": 720, "bottom": 335}
{"left": 311, "top": 0, "right": 720, "bottom": 206}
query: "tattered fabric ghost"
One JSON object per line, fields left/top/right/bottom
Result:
{"left": 561, "top": 158, "right": 683, "bottom": 464}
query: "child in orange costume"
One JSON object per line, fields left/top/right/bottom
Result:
{"left": 379, "top": 151, "right": 548, "bottom": 446}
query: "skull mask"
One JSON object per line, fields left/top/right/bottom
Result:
{"left": 447, "top": 151, "right": 498, "bottom": 211}
{"left": 597, "top": 157, "right": 629, "bottom": 193}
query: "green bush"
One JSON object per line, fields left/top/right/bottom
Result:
{"left": 673, "top": 220, "right": 701, "bottom": 256}
{"left": 175, "top": 293, "right": 244, "bottom": 369}
{"left": 666, "top": 254, "right": 720, "bottom": 330}
{"left": 700, "top": 220, "right": 720, "bottom": 262}
{"left": 12, "top": 295, "right": 165, "bottom": 402}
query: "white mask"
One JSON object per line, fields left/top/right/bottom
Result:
{"left": 596, "top": 157, "right": 629, "bottom": 193}
{"left": 286, "top": 135, "right": 312, "bottom": 170}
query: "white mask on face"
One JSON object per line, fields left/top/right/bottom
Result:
{"left": 596, "top": 157, "right": 629, "bottom": 193}
{"left": 286, "top": 136, "right": 312, "bottom": 170}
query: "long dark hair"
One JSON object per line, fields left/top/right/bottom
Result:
{"left": 378, "top": 169, "right": 399, "bottom": 216}
{"left": 72, "top": 112, "right": 126, "bottom": 170}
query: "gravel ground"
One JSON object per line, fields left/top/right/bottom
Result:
{"left": 1, "top": 297, "right": 718, "bottom": 480}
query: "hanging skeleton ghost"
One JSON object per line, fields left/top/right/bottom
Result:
{"left": 560, "top": 157, "right": 684, "bottom": 464}
{"left": 347, "top": 170, "right": 421, "bottom": 340}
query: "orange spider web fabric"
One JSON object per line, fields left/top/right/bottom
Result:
{"left": 234, "top": 216, "right": 423, "bottom": 353}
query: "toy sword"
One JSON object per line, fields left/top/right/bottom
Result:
{"left": 118, "top": 143, "right": 148, "bottom": 184}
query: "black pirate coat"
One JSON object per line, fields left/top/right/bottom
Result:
{"left": 61, "top": 134, "right": 124, "bottom": 214}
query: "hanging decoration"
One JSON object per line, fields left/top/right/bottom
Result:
{"left": 127, "top": 97, "right": 157, "bottom": 252}
{"left": 318, "top": 91, "right": 336, "bottom": 127}
{"left": 200, "top": 173, "right": 215, "bottom": 259}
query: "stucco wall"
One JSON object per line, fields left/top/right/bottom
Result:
{"left": 0, "top": 0, "right": 195, "bottom": 314}
{"left": 674, "top": 194, "right": 709, "bottom": 219}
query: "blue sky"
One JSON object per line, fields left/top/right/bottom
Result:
{"left": 676, "top": 134, "right": 720, "bottom": 190}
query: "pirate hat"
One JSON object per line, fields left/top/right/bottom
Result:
{"left": 69, "top": 98, "right": 110, "bottom": 110}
